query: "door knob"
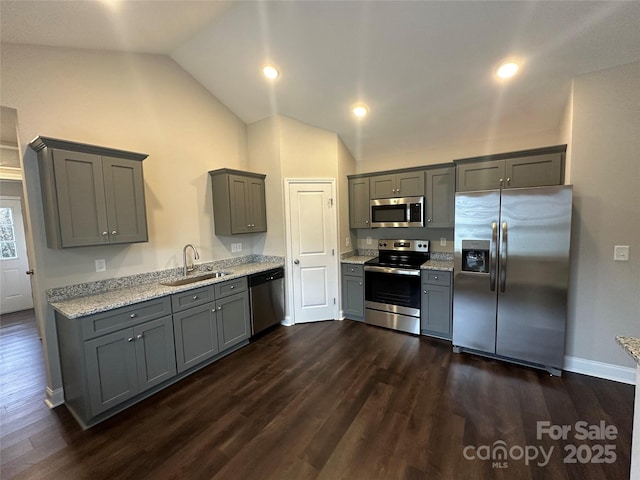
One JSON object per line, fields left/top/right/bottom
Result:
{"left": 294, "top": 259, "right": 300, "bottom": 265}
{"left": 25, "top": 270, "right": 34, "bottom": 275}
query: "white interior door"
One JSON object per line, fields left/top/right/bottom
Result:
{"left": 0, "top": 197, "right": 34, "bottom": 314}
{"left": 287, "top": 181, "right": 338, "bottom": 323}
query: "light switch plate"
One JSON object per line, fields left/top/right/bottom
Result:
{"left": 95, "top": 259, "right": 106, "bottom": 272}
{"left": 440, "top": 238, "right": 447, "bottom": 246}
{"left": 345, "top": 237, "right": 351, "bottom": 247}
{"left": 614, "top": 245, "right": 629, "bottom": 261}
{"left": 366, "top": 237, "right": 372, "bottom": 245}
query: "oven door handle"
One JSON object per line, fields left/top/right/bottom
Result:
{"left": 364, "top": 265, "right": 421, "bottom": 276}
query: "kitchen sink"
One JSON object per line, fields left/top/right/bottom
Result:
{"left": 160, "top": 271, "right": 232, "bottom": 286}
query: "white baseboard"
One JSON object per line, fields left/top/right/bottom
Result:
{"left": 564, "top": 356, "right": 636, "bottom": 385}
{"left": 281, "top": 315, "right": 294, "bottom": 327}
{"left": 44, "top": 386, "right": 64, "bottom": 408}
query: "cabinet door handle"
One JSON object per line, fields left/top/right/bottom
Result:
{"left": 434, "top": 276, "right": 438, "bottom": 280}
{"left": 230, "top": 285, "right": 235, "bottom": 289}
{"left": 130, "top": 313, "right": 137, "bottom": 319}
{"left": 359, "top": 282, "right": 363, "bottom": 286}
{"left": 506, "top": 177, "right": 511, "bottom": 185}
{"left": 365, "top": 220, "right": 369, "bottom": 224}
{"left": 499, "top": 178, "right": 504, "bottom": 186}
{"left": 427, "top": 218, "right": 432, "bottom": 223}
{"left": 423, "top": 290, "right": 427, "bottom": 294}
{"left": 127, "top": 337, "right": 134, "bottom": 342}
{"left": 111, "top": 230, "right": 118, "bottom": 235}
{"left": 102, "top": 231, "right": 108, "bottom": 236}
{"left": 136, "top": 334, "right": 143, "bottom": 340}
{"left": 193, "top": 295, "right": 198, "bottom": 300}
{"left": 217, "top": 306, "right": 222, "bottom": 310}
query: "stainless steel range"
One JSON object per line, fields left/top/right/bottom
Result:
{"left": 364, "top": 239, "right": 430, "bottom": 334}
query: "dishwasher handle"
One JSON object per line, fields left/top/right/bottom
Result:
{"left": 248, "top": 268, "right": 284, "bottom": 287}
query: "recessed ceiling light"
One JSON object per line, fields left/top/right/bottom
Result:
{"left": 263, "top": 65, "right": 279, "bottom": 80}
{"left": 496, "top": 62, "right": 519, "bottom": 79}
{"left": 352, "top": 104, "right": 369, "bottom": 118}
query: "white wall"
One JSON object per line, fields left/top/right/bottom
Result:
{"left": 337, "top": 136, "right": 356, "bottom": 254}
{"left": 1, "top": 43, "right": 250, "bottom": 400}
{"left": 248, "top": 116, "right": 283, "bottom": 256}
{"left": 566, "top": 60, "right": 640, "bottom": 369}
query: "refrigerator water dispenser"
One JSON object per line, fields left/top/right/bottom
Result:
{"left": 461, "top": 240, "right": 489, "bottom": 273}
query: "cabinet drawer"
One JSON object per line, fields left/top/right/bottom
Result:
{"left": 171, "top": 286, "right": 215, "bottom": 313}
{"left": 81, "top": 297, "right": 172, "bottom": 340}
{"left": 214, "top": 277, "right": 247, "bottom": 299}
{"left": 422, "top": 270, "right": 451, "bottom": 286}
{"left": 342, "top": 264, "right": 364, "bottom": 277}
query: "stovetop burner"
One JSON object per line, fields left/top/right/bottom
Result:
{"left": 365, "top": 239, "right": 430, "bottom": 270}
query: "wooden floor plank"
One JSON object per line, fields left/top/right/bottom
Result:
{"left": 0, "top": 311, "right": 634, "bottom": 480}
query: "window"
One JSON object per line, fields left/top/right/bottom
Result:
{"left": 0, "top": 207, "right": 17, "bottom": 259}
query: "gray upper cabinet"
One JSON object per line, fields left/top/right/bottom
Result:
{"left": 348, "top": 177, "right": 370, "bottom": 229}
{"left": 455, "top": 145, "right": 566, "bottom": 192}
{"left": 425, "top": 166, "right": 455, "bottom": 228}
{"left": 29, "top": 136, "right": 148, "bottom": 248}
{"left": 209, "top": 169, "right": 267, "bottom": 235}
{"left": 369, "top": 171, "right": 425, "bottom": 199}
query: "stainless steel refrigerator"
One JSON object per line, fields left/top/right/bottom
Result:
{"left": 452, "top": 185, "right": 572, "bottom": 375}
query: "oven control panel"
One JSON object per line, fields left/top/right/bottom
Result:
{"left": 378, "top": 239, "right": 430, "bottom": 252}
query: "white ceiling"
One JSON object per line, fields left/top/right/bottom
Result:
{"left": 2, "top": 1, "right": 640, "bottom": 164}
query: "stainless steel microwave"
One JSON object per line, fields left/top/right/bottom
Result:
{"left": 370, "top": 196, "right": 424, "bottom": 228}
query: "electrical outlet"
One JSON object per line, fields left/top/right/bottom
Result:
{"left": 236, "top": 242, "right": 242, "bottom": 252}
{"left": 614, "top": 245, "right": 629, "bottom": 261}
{"left": 345, "top": 237, "right": 351, "bottom": 248}
{"left": 440, "top": 238, "right": 447, "bottom": 247}
{"left": 366, "top": 236, "right": 372, "bottom": 245}
{"left": 95, "top": 259, "right": 106, "bottom": 272}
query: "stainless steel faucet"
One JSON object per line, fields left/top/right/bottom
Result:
{"left": 182, "top": 244, "right": 200, "bottom": 276}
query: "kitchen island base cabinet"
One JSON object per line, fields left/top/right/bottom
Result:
{"left": 420, "top": 271, "right": 452, "bottom": 340}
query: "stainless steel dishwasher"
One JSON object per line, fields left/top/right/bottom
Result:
{"left": 248, "top": 267, "right": 285, "bottom": 336}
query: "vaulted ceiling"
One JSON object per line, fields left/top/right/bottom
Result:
{"left": 2, "top": 1, "right": 639, "bottom": 165}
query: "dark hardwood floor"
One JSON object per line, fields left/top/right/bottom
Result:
{"left": 0, "top": 310, "right": 634, "bottom": 479}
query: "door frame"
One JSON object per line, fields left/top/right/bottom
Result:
{"left": 283, "top": 178, "right": 340, "bottom": 326}
{"left": 0, "top": 194, "right": 34, "bottom": 314}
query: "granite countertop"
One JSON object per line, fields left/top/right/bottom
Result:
{"left": 616, "top": 336, "right": 640, "bottom": 365}
{"left": 421, "top": 259, "right": 454, "bottom": 271}
{"left": 50, "top": 260, "right": 284, "bottom": 319}
{"left": 341, "top": 255, "right": 377, "bottom": 265}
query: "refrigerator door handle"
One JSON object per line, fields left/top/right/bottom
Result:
{"left": 500, "top": 222, "right": 508, "bottom": 292}
{"left": 490, "top": 222, "right": 498, "bottom": 291}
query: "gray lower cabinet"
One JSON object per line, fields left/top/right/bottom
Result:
{"left": 341, "top": 264, "right": 365, "bottom": 321}
{"left": 29, "top": 136, "right": 148, "bottom": 248}
{"left": 173, "top": 302, "right": 219, "bottom": 373}
{"left": 420, "top": 270, "right": 452, "bottom": 339}
{"left": 209, "top": 168, "right": 267, "bottom": 235}
{"left": 216, "top": 291, "right": 251, "bottom": 350}
{"left": 172, "top": 277, "right": 250, "bottom": 373}
{"left": 455, "top": 146, "right": 566, "bottom": 192}
{"left": 425, "top": 166, "right": 455, "bottom": 228}
{"left": 56, "top": 276, "right": 251, "bottom": 428}
{"left": 85, "top": 315, "right": 176, "bottom": 416}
